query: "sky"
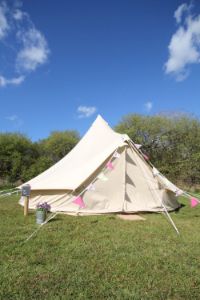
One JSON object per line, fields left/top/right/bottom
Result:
{"left": 0, "top": 0, "right": 200, "bottom": 141}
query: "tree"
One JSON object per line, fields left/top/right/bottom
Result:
{"left": 22, "top": 130, "right": 80, "bottom": 182}
{"left": 0, "top": 133, "right": 38, "bottom": 185}
{"left": 115, "top": 113, "right": 200, "bottom": 187}
{"left": 0, "top": 130, "right": 80, "bottom": 186}
{"left": 38, "top": 131, "right": 80, "bottom": 164}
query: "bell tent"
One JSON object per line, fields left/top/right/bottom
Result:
{"left": 20, "top": 115, "right": 181, "bottom": 215}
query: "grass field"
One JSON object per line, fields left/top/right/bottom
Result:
{"left": 0, "top": 195, "right": 200, "bottom": 299}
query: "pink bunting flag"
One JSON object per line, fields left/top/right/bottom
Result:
{"left": 143, "top": 154, "right": 149, "bottom": 161}
{"left": 106, "top": 161, "right": 114, "bottom": 170}
{"left": 190, "top": 197, "right": 199, "bottom": 208}
{"left": 72, "top": 196, "right": 86, "bottom": 208}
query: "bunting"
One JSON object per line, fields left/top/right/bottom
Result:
{"left": 175, "top": 189, "right": 184, "bottom": 197}
{"left": 97, "top": 172, "right": 108, "bottom": 181}
{"left": 135, "top": 144, "right": 142, "bottom": 149}
{"left": 152, "top": 167, "right": 160, "bottom": 177}
{"left": 71, "top": 151, "right": 118, "bottom": 207}
{"left": 143, "top": 154, "right": 149, "bottom": 161}
{"left": 106, "top": 161, "right": 114, "bottom": 170}
{"left": 72, "top": 196, "right": 86, "bottom": 208}
{"left": 113, "top": 151, "right": 120, "bottom": 158}
{"left": 190, "top": 197, "right": 199, "bottom": 208}
{"left": 86, "top": 183, "right": 95, "bottom": 191}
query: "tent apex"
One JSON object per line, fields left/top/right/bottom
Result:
{"left": 96, "top": 114, "right": 108, "bottom": 124}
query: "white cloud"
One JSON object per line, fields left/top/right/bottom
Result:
{"left": 0, "top": 1, "right": 50, "bottom": 87}
{"left": 165, "top": 3, "right": 200, "bottom": 81}
{"left": 0, "top": 4, "right": 9, "bottom": 39}
{"left": 144, "top": 101, "right": 153, "bottom": 112}
{"left": 77, "top": 106, "right": 97, "bottom": 118}
{"left": 16, "top": 28, "right": 49, "bottom": 72}
{"left": 6, "top": 115, "right": 18, "bottom": 121}
{"left": 13, "top": 8, "right": 24, "bottom": 21}
{"left": 0, "top": 75, "right": 25, "bottom": 87}
{"left": 6, "top": 114, "right": 23, "bottom": 127}
{"left": 174, "top": 3, "right": 189, "bottom": 24}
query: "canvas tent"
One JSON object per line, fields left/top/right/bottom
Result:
{"left": 19, "top": 115, "right": 181, "bottom": 215}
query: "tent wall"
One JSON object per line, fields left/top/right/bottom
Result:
{"left": 24, "top": 147, "right": 126, "bottom": 213}
{"left": 21, "top": 115, "right": 126, "bottom": 191}
{"left": 124, "top": 146, "right": 161, "bottom": 212}
{"left": 22, "top": 146, "right": 126, "bottom": 214}
{"left": 20, "top": 190, "right": 72, "bottom": 211}
{"left": 21, "top": 144, "right": 180, "bottom": 214}
{"left": 72, "top": 146, "right": 126, "bottom": 214}
{"left": 123, "top": 146, "right": 180, "bottom": 212}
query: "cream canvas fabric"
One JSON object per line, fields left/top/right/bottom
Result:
{"left": 19, "top": 115, "right": 180, "bottom": 214}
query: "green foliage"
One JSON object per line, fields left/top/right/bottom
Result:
{"left": 1, "top": 113, "right": 200, "bottom": 188}
{"left": 1, "top": 195, "right": 200, "bottom": 299}
{"left": 0, "top": 131, "right": 79, "bottom": 186}
{"left": 21, "top": 156, "right": 52, "bottom": 182}
{"left": 38, "top": 131, "right": 80, "bottom": 164}
{"left": 115, "top": 114, "right": 200, "bottom": 188}
{"left": 0, "top": 133, "right": 38, "bottom": 185}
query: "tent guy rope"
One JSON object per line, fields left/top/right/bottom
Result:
{"left": 0, "top": 189, "right": 19, "bottom": 198}
{"left": 128, "top": 140, "right": 180, "bottom": 235}
{"left": 23, "top": 212, "right": 58, "bottom": 243}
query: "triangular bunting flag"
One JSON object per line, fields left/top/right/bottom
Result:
{"left": 143, "top": 154, "right": 149, "bottom": 161}
{"left": 175, "top": 189, "right": 183, "bottom": 197}
{"left": 152, "top": 167, "right": 160, "bottom": 177}
{"left": 72, "top": 196, "right": 86, "bottom": 208}
{"left": 113, "top": 151, "right": 120, "bottom": 158}
{"left": 106, "top": 161, "right": 114, "bottom": 170}
{"left": 86, "top": 183, "right": 95, "bottom": 191}
{"left": 121, "top": 135, "right": 128, "bottom": 142}
{"left": 135, "top": 144, "right": 142, "bottom": 149}
{"left": 190, "top": 197, "right": 199, "bottom": 208}
{"left": 97, "top": 172, "right": 108, "bottom": 181}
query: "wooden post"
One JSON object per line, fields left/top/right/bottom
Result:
{"left": 24, "top": 196, "right": 29, "bottom": 216}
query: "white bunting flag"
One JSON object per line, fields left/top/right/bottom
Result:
{"left": 135, "top": 144, "right": 142, "bottom": 149}
{"left": 175, "top": 189, "right": 183, "bottom": 197}
{"left": 86, "top": 183, "right": 95, "bottom": 191}
{"left": 113, "top": 151, "right": 120, "bottom": 158}
{"left": 152, "top": 167, "right": 160, "bottom": 177}
{"left": 97, "top": 172, "right": 108, "bottom": 181}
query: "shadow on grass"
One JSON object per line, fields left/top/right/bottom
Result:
{"left": 47, "top": 218, "right": 61, "bottom": 223}
{"left": 174, "top": 203, "right": 185, "bottom": 214}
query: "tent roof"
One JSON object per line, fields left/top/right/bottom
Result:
{"left": 25, "top": 115, "right": 130, "bottom": 190}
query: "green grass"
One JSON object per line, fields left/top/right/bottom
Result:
{"left": 0, "top": 195, "right": 200, "bottom": 299}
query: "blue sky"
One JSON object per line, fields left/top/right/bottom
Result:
{"left": 0, "top": 0, "right": 200, "bottom": 140}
